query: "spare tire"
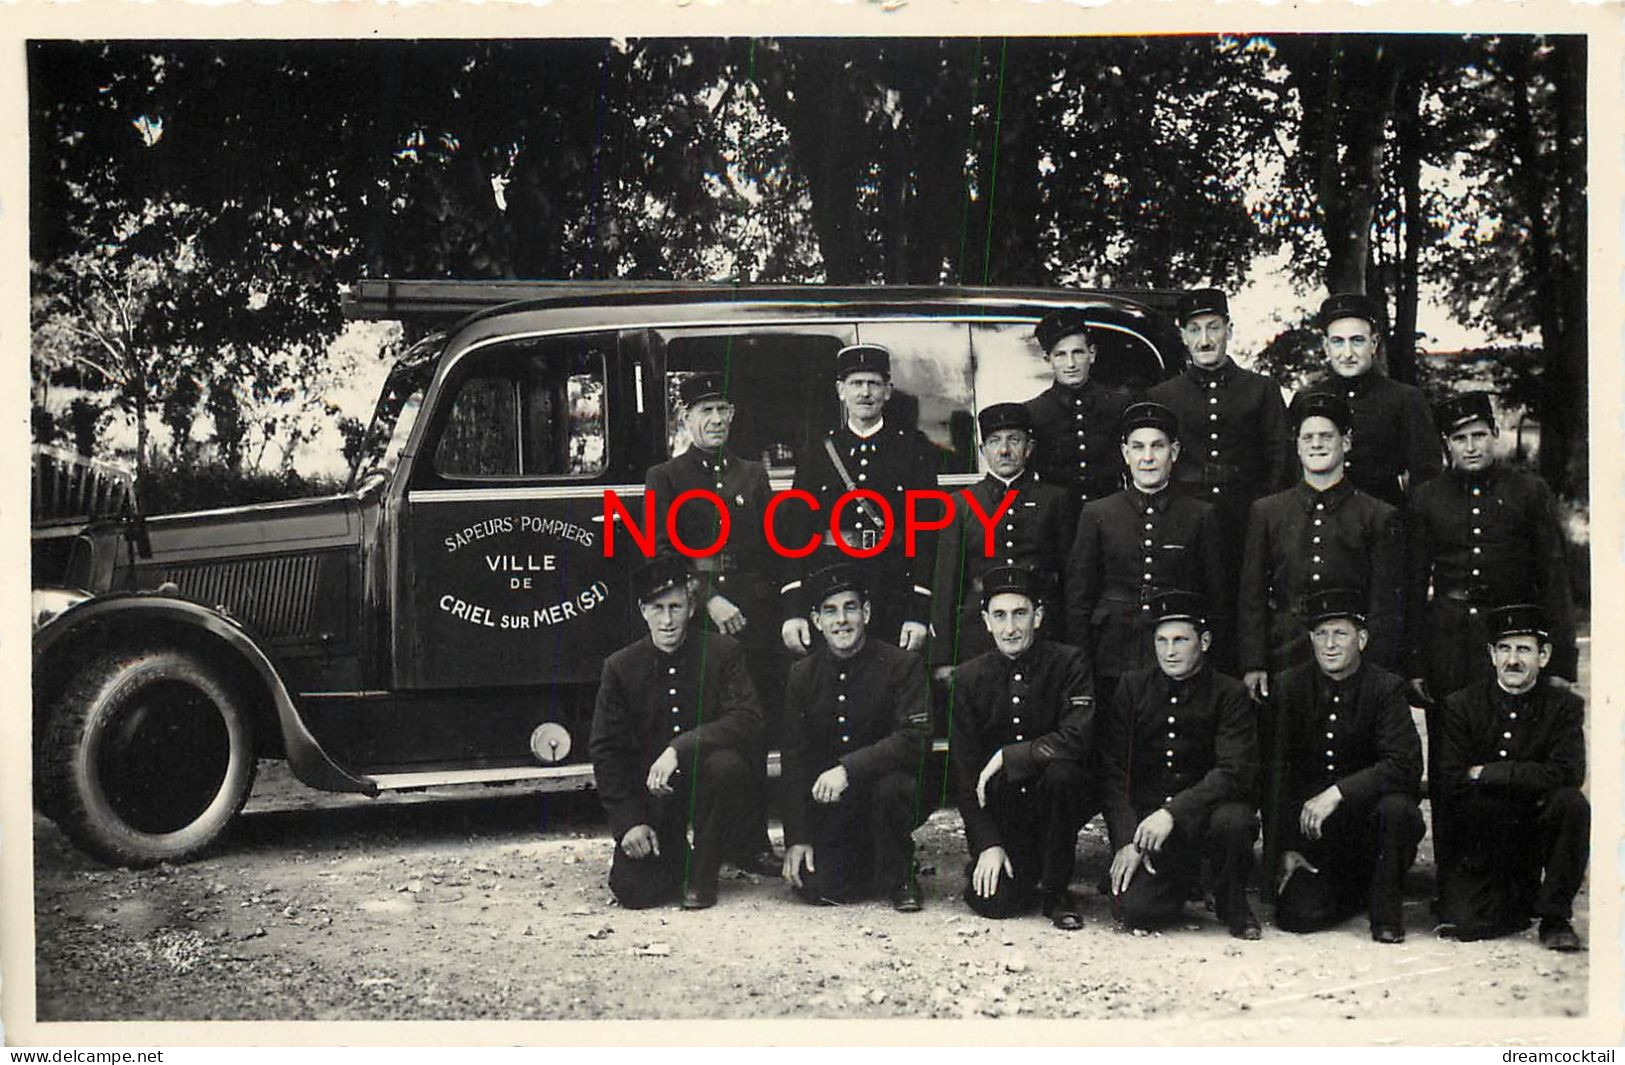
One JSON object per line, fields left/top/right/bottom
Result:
{"left": 40, "top": 645, "right": 256, "bottom": 867}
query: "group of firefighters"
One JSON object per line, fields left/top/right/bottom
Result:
{"left": 586, "top": 289, "right": 1587, "bottom": 953}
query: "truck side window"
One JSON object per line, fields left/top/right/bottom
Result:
{"left": 431, "top": 336, "right": 609, "bottom": 481}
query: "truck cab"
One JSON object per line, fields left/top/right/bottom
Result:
{"left": 32, "top": 281, "right": 1186, "bottom": 866}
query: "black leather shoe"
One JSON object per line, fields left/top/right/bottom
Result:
{"left": 681, "top": 883, "right": 718, "bottom": 910}
{"left": 1042, "top": 889, "right": 1084, "bottom": 931}
{"left": 891, "top": 877, "right": 924, "bottom": 913}
{"left": 1371, "top": 923, "right": 1405, "bottom": 944}
{"left": 1228, "top": 909, "right": 1263, "bottom": 941}
{"left": 1539, "top": 918, "right": 1583, "bottom": 952}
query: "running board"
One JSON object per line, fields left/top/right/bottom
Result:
{"left": 364, "top": 739, "right": 951, "bottom": 793}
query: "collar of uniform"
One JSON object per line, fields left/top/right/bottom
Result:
{"left": 682, "top": 446, "right": 728, "bottom": 474}
{"left": 1447, "top": 462, "right": 1501, "bottom": 494}
{"left": 645, "top": 633, "right": 694, "bottom": 664}
{"left": 985, "top": 469, "right": 1033, "bottom": 492}
{"left": 1050, "top": 380, "right": 1099, "bottom": 409}
{"left": 847, "top": 418, "right": 886, "bottom": 440}
{"left": 1493, "top": 679, "right": 1540, "bottom": 708}
{"left": 826, "top": 635, "right": 878, "bottom": 671}
{"left": 999, "top": 641, "right": 1044, "bottom": 677}
{"left": 1186, "top": 358, "right": 1236, "bottom": 387}
{"left": 1129, "top": 485, "right": 1176, "bottom": 513}
{"left": 1293, "top": 477, "right": 1354, "bottom": 512}
{"left": 1155, "top": 662, "right": 1208, "bottom": 700}
{"left": 1327, "top": 370, "right": 1379, "bottom": 398}
{"left": 1315, "top": 663, "right": 1363, "bottom": 701}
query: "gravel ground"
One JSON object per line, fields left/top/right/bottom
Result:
{"left": 29, "top": 769, "right": 1588, "bottom": 1026}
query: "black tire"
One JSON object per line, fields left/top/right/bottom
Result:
{"left": 40, "top": 645, "right": 257, "bottom": 867}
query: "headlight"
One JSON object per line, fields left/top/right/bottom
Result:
{"left": 33, "top": 587, "right": 92, "bottom": 632}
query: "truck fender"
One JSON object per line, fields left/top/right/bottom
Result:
{"left": 35, "top": 595, "right": 377, "bottom": 797}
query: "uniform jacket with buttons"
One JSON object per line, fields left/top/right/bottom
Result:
{"left": 646, "top": 445, "right": 776, "bottom": 606}
{"left": 948, "top": 640, "right": 1094, "bottom": 856}
{"left": 1405, "top": 465, "right": 1577, "bottom": 681}
{"left": 1436, "top": 680, "right": 1585, "bottom": 807}
{"left": 1024, "top": 380, "right": 1137, "bottom": 509}
{"left": 931, "top": 470, "right": 1072, "bottom": 662}
{"left": 1098, "top": 664, "right": 1258, "bottom": 850}
{"left": 588, "top": 631, "right": 763, "bottom": 841}
{"left": 1068, "top": 485, "right": 1230, "bottom": 679}
{"left": 1148, "top": 358, "right": 1293, "bottom": 508}
{"left": 781, "top": 422, "right": 942, "bottom": 621}
{"left": 1239, "top": 478, "right": 1402, "bottom": 674}
{"left": 1263, "top": 661, "right": 1422, "bottom": 857}
{"left": 1298, "top": 371, "right": 1441, "bottom": 508}
{"left": 779, "top": 639, "right": 931, "bottom": 847}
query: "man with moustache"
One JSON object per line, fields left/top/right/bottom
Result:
{"left": 1264, "top": 589, "right": 1425, "bottom": 943}
{"left": 588, "top": 557, "right": 762, "bottom": 910}
{"left": 1404, "top": 392, "right": 1577, "bottom": 896}
{"left": 1024, "top": 309, "right": 1137, "bottom": 513}
{"left": 949, "top": 566, "right": 1095, "bottom": 928}
{"left": 780, "top": 564, "right": 932, "bottom": 911}
{"left": 646, "top": 372, "right": 781, "bottom": 875}
{"left": 1239, "top": 391, "right": 1403, "bottom": 703}
{"left": 1148, "top": 288, "right": 1292, "bottom": 590}
{"left": 781, "top": 344, "right": 941, "bottom": 656}
{"left": 1297, "top": 293, "right": 1440, "bottom": 509}
{"left": 1100, "top": 591, "right": 1261, "bottom": 939}
{"left": 1435, "top": 605, "right": 1588, "bottom": 951}
{"left": 1068, "top": 401, "right": 1229, "bottom": 702}
{"left": 932, "top": 402, "right": 1072, "bottom": 669}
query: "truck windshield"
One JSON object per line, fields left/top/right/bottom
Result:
{"left": 348, "top": 333, "right": 443, "bottom": 491}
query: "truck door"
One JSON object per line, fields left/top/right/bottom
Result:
{"left": 394, "top": 330, "right": 646, "bottom": 691}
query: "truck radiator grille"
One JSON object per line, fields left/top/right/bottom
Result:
{"left": 162, "top": 554, "right": 324, "bottom": 639}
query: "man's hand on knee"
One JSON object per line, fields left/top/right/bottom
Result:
{"left": 621, "top": 824, "right": 661, "bottom": 860}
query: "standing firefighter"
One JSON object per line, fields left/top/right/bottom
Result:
{"left": 781, "top": 344, "right": 941, "bottom": 655}
{"left": 1024, "top": 309, "right": 1136, "bottom": 513}
{"left": 779, "top": 565, "right": 932, "bottom": 911}
{"left": 1148, "top": 288, "right": 1292, "bottom": 590}
{"left": 1239, "top": 390, "right": 1403, "bottom": 703}
{"left": 933, "top": 402, "right": 1071, "bottom": 668}
{"left": 1298, "top": 292, "right": 1440, "bottom": 509}
{"left": 949, "top": 566, "right": 1095, "bottom": 928}
{"left": 1100, "top": 591, "right": 1262, "bottom": 939}
{"left": 588, "top": 558, "right": 762, "bottom": 910}
{"left": 1264, "top": 589, "right": 1425, "bottom": 944}
{"left": 1435, "top": 605, "right": 1588, "bottom": 951}
{"left": 1067, "top": 400, "right": 1229, "bottom": 702}
{"left": 1405, "top": 391, "right": 1577, "bottom": 896}
{"left": 646, "top": 371, "right": 782, "bottom": 875}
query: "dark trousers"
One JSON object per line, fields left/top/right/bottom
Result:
{"left": 1116, "top": 802, "right": 1257, "bottom": 930}
{"left": 793, "top": 770, "right": 929, "bottom": 903}
{"left": 607, "top": 748, "right": 750, "bottom": 910}
{"left": 1439, "top": 786, "right": 1589, "bottom": 931}
{"left": 963, "top": 761, "right": 1095, "bottom": 918}
{"left": 1275, "top": 792, "right": 1425, "bottom": 932}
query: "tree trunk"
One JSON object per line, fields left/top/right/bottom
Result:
{"left": 1388, "top": 64, "right": 1424, "bottom": 385}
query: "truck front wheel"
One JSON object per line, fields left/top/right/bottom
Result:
{"left": 41, "top": 646, "right": 257, "bottom": 867}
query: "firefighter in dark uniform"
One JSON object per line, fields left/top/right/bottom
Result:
{"left": 1023, "top": 309, "right": 1136, "bottom": 513}
{"left": 1435, "top": 605, "right": 1587, "bottom": 951}
{"left": 645, "top": 372, "right": 782, "bottom": 875}
{"left": 932, "top": 402, "right": 1071, "bottom": 670}
{"left": 1296, "top": 292, "right": 1440, "bottom": 509}
{"left": 1239, "top": 391, "right": 1403, "bottom": 704}
{"left": 949, "top": 566, "right": 1095, "bottom": 928}
{"left": 1147, "top": 288, "right": 1292, "bottom": 590}
{"left": 1264, "top": 588, "right": 1425, "bottom": 943}
{"left": 1068, "top": 401, "right": 1229, "bottom": 703}
{"left": 780, "top": 564, "right": 932, "bottom": 911}
{"left": 1100, "top": 591, "right": 1261, "bottom": 939}
{"left": 1404, "top": 391, "right": 1578, "bottom": 898}
{"left": 780, "top": 344, "right": 941, "bottom": 656}
{"left": 588, "top": 558, "right": 762, "bottom": 910}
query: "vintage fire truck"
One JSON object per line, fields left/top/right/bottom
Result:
{"left": 31, "top": 280, "right": 1186, "bottom": 866}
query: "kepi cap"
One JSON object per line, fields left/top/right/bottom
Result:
{"left": 1120, "top": 400, "right": 1180, "bottom": 442}
{"left": 1152, "top": 590, "right": 1209, "bottom": 631}
{"left": 678, "top": 372, "right": 728, "bottom": 407}
{"left": 978, "top": 402, "right": 1033, "bottom": 438}
{"left": 835, "top": 344, "right": 891, "bottom": 380}
{"left": 632, "top": 557, "right": 692, "bottom": 603}
{"left": 805, "top": 563, "right": 868, "bottom": 608}
{"left": 1303, "top": 587, "right": 1368, "bottom": 628}
{"left": 1177, "top": 288, "right": 1229, "bottom": 324}
{"left": 1486, "top": 604, "right": 1550, "bottom": 642}
{"left": 1317, "top": 292, "right": 1385, "bottom": 333}
{"left": 1437, "top": 392, "right": 1496, "bottom": 435}
{"left": 1288, "top": 389, "right": 1354, "bottom": 433}
{"left": 1035, "top": 309, "right": 1092, "bottom": 353}
{"left": 979, "top": 565, "right": 1042, "bottom": 608}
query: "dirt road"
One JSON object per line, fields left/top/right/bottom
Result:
{"left": 29, "top": 767, "right": 1587, "bottom": 1027}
